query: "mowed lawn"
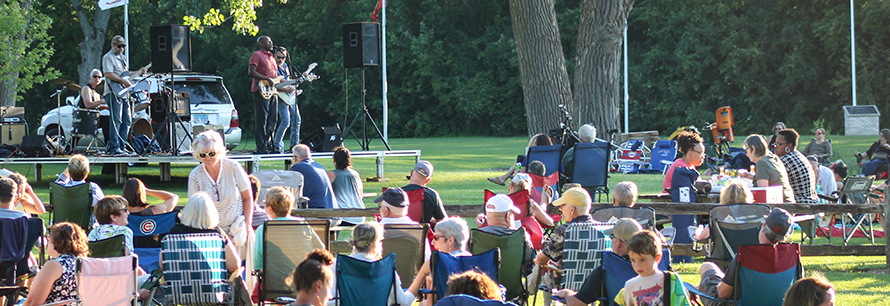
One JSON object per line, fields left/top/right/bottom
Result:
{"left": 15, "top": 134, "right": 890, "bottom": 305}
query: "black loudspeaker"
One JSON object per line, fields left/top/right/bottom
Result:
{"left": 302, "top": 126, "right": 343, "bottom": 152}
{"left": 342, "top": 23, "right": 380, "bottom": 68}
{"left": 20, "top": 135, "right": 56, "bottom": 157}
{"left": 150, "top": 25, "right": 192, "bottom": 73}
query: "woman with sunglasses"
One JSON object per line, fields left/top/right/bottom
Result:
{"left": 187, "top": 130, "right": 254, "bottom": 246}
{"left": 668, "top": 130, "right": 706, "bottom": 263}
{"left": 768, "top": 122, "right": 786, "bottom": 151}
{"left": 854, "top": 129, "right": 890, "bottom": 176}
{"left": 407, "top": 217, "right": 472, "bottom": 302}
{"left": 802, "top": 128, "right": 833, "bottom": 164}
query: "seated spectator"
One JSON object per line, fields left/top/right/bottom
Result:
{"left": 616, "top": 230, "right": 691, "bottom": 306}
{"left": 55, "top": 154, "right": 105, "bottom": 207}
{"left": 167, "top": 193, "right": 241, "bottom": 273}
{"left": 693, "top": 180, "right": 754, "bottom": 241}
{"left": 562, "top": 124, "right": 596, "bottom": 180}
{"left": 473, "top": 194, "right": 535, "bottom": 264}
{"left": 740, "top": 134, "right": 794, "bottom": 203}
{"left": 22, "top": 222, "right": 89, "bottom": 306}
{"left": 122, "top": 178, "right": 179, "bottom": 216}
{"left": 254, "top": 187, "right": 304, "bottom": 270}
{"left": 782, "top": 274, "right": 835, "bottom": 306}
{"left": 335, "top": 222, "right": 415, "bottom": 305}
{"left": 663, "top": 130, "right": 697, "bottom": 193}
{"left": 554, "top": 218, "right": 644, "bottom": 306}
{"left": 775, "top": 128, "right": 819, "bottom": 204}
{"left": 768, "top": 122, "right": 787, "bottom": 150}
{"left": 290, "top": 144, "right": 336, "bottom": 209}
{"left": 444, "top": 270, "right": 503, "bottom": 301}
{"left": 854, "top": 128, "right": 890, "bottom": 176}
{"left": 527, "top": 161, "right": 553, "bottom": 204}
{"left": 8, "top": 173, "right": 46, "bottom": 215}
{"left": 807, "top": 155, "right": 838, "bottom": 197}
{"left": 289, "top": 249, "right": 336, "bottom": 306}
{"left": 801, "top": 128, "right": 832, "bottom": 163}
{"left": 408, "top": 218, "right": 472, "bottom": 298}
{"left": 327, "top": 146, "right": 365, "bottom": 226}
{"left": 612, "top": 181, "right": 638, "bottom": 207}
{"left": 488, "top": 133, "right": 552, "bottom": 186}
{"left": 88, "top": 196, "right": 135, "bottom": 254}
{"left": 696, "top": 208, "right": 796, "bottom": 304}
{"left": 507, "top": 173, "right": 554, "bottom": 227}
{"left": 831, "top": 160, "right": 847, "bottom": 190}
{"left": 0, "top": 178, "right": 26, "bottom": 219}
{"left": 376, "top": 187, "right": 417, "bottom": 225}
{"left": 401, "top": 161, "right": 448, "bottom": 223}
{"left": 535, "top": 188, "right": 593, "bottom": 271}
{"left": 248, "top": 174, "right": 270, "bottom": 228}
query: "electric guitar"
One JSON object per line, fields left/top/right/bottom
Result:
{"left": 259, "top": 63, "right": 320, "bottom": 102}
{"left": 108, "top": 63, "right": 152, "bottom": 98}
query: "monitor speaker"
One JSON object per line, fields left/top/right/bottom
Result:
{"left": 150, "top": 25, "right": 192, "bottom": 73}
{"left": 342, "top": 23, "right": 380, "bottom": 68}
{"left": 302, "top": 126, "right": 343, "bottom": 152}
{"left": 20, "top": 135, "right": 56, "bottom": 157}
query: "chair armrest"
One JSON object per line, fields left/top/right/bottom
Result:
{"left": 228, "top": 266, "right": 245, "bottom": 283}
{"left": 683, "top": 282, "right": 737, "bottom": 305}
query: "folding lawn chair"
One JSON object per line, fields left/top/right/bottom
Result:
{"left": 599, "top": 250, "right": 673, "bottom": 306}
{"left": 255, "top": 219, "right": 326, "bottom": 304}
{"left": 591, "top": 206, "right": 656, "bottom": 230}
{"left": 830, "top": 176, "right": 878, "bottom": 245}
{"left": 76, "top": 255, "right": 140, "bottom": 306}
{"left": 88, "top": 234, "right": 127, "bottom": 258}
{"left": 161, "top": 233, "right": 243, "bottom": 306}
{"left": 638, "top": 140, "right": 678, "bottom": 174}
{"left": 569, "top": 142, "right": 610, "bottom": 202}
{"left": 252, "top": 169, "right": 305, "bottom": 208}
{"left": 469, "top": 228, "right": 530, "bottom": 303}
{"left": 616, "top": 140, "right": 646, "bottom": 174}
{"left": 0, "top": 216, "right": 28, "bottom": 306}
{"left": 382, "top": 224, "right": 428, "bottom": 289}
{"left": 127, "top": 211, "right": 178, "bottom": 273}
{"left": 525, "top": 144, "right": 564, "bottom": 178}
{"left": 50, "top": 181, "right": 94, "bottom": 232}
{"left": 685, "top": 243, "right": 802, "bottom": 306}
{"left": 335, "top": 253, "right": 399, "bottom": 306}
{"left": 434, "top": 294, "right": 519, "bottom": 306}
{"left": 381, "top": 187, "right": 425, "bottom": 223}
{"left": 535, "top": 222, "right": 614, "bottom": 306}
{"left": 705, "top": 204, "right": 771, "bottom": 270}
{"left": 421, "top": 248, "right": 500, "bottom": 302}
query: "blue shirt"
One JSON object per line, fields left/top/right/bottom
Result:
{"left": 290, "top": 159, "right": 336, "bottom": 209}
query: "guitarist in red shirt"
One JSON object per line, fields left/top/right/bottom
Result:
{"left": 247, "top": 36, "right": 279, "bottom": 154}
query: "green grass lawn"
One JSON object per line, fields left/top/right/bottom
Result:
{"left": 14, "top": 134, "right": 890, "bottom": 305}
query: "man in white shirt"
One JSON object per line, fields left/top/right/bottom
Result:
{"left": 808, "top": 155, "right": 838, "bottom": 197}
{"left": 376, "top": 188, "right": 418, "bottom": 225}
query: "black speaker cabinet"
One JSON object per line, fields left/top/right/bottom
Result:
{"left": 302, "top": 126, "right": 343, "bottom": 152}
{"left": 20, "top": 135, "right": 56, "bottom": 157}
{"left": 342, "top": 23, "right": 380, "bottom": 68}
{"left": 150, "top": 25, "right": 192, "bottom": 73}
{"left": 149, "top": 91, "right": 190, "bottom": 122}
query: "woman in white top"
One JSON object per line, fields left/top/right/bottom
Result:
{"left": 187, "top": 130, "right": 254, "bottom": 232}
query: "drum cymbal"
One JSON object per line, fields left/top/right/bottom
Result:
{"left": 52, "top": 78, "right": 82, "bottom": 91}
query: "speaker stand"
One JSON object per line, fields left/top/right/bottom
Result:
{"left": 343, "top": 67, "right": 391, "bottom": 151}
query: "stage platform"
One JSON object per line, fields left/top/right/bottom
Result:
{"left": 4, "top": 150, "right": 421, "bottom": 184}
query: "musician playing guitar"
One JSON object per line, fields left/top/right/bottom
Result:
{"left": 272, "top": 47, "right": 308, "bottom": 154}
{"left": 248, "top": 36, "right": 279, "bottom": 154}
{"left": 102, "top": 35, "right": 145, "bottom": 156}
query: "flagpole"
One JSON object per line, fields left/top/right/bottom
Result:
{"left": 124, "top": 3, "right": 130, "bottom": 66}
{"left": 381, "top": 0, "right": 388, "bottom": 141}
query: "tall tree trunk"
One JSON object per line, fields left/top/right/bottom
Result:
{"left": 0, "top": 0, "right": 31, "bottom": 107}
{"left": 71, "top": 0, "right": 111, "bottom": 85}
{"left": 508, "top": 0, "right": 575, "bottom": 137}
{"left": 573, "top": 0, "right": 634, "bottom": 141}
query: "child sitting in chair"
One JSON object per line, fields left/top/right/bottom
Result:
{"left": 616, "top": 231, "right": 691, "bottom": 306}
{"left": 87, "top": 195, "right": 151, "bottom": 298}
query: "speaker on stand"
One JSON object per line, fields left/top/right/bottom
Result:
{"left": 341, "top": 22, "right": 391, "bottom": 151}
{"left": 150, "top": 24, "right": 193, "bottom": 155}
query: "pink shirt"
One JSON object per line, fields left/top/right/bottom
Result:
{"left": 249, "top": 49, "right": 277, "bottom": 92}
{"left": 662, "top": 158, "right": 688, "bottom": 192}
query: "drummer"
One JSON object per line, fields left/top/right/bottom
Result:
{"left": 80, "top": 69, "right": 106, "bottom": 109}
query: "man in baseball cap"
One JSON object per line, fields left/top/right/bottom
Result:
{"left": 376, "top": 187, "right": 417, "bottom": 225}
{"left": 696, "top": 207, "right": 798, "bottom": 303}
{"left": 535, "top": 188, "right": 594, "bottom": 271}
{"left": 474, "top": 194, "right": 521, "bottom": 236}
{"left": 555, "top": 218, "right": 644, "bottom": 305}
{"left": 400, "top": 160, "right": 447, "bottom": 223}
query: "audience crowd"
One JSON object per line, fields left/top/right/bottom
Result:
{"left": 0, "top": 126, "right": 856, "bottom": 306}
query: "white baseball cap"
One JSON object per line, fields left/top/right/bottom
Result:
{"left": 485, "top": 194, "right": 520, "bottom": 214}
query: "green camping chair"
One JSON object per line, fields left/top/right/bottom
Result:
{"left": 469, "top": 228, "right": 530, "bottom": 304}
{"left": 50, "top": 181, "right": 94, "bottom": 232}
{"left": 88, "top": 235, "right": 127, "bottom": 258}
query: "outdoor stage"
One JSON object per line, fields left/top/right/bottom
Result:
{"left": 4, "top": 149, "right": 421, "bottom": 183}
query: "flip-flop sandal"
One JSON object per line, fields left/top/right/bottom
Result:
{"left": 487, "top": 177, "right": 506, "bottom": 186}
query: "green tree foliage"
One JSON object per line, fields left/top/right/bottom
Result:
{"left": 0, "top": 0, "right": 59, "bottom": 106}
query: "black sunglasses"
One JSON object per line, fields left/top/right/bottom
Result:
{"left": 91, "top": 75, "right": 102, "bottom": 78}
{"left": 116, "top": 45, "right": 126, "bottom": 49}
{"left": 276, "top": 56, "right": 286, "bottom": 59}
{"left": 199, "top": 151, "right": 217, "bottom": 158}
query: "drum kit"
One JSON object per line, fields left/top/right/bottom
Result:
{"left": 50, "top": 77, "right": 152, "bottom": 155}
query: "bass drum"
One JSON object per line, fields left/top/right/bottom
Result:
{"left": 131, "top": 118, "right": 154, "bottom": 140}
{"left": 72, "top": 109, "right": 100, "bottom": 136}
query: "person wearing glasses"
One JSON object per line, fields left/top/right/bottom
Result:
{"left": 102, "top": 35, "right": 144, "bottom": 156}
{"left": 662, "top": 130, "right": 700, "bottom": 193}
{"left": 407, "top": 217, "right": 472, "bottom": 301}
{"left": 272, "top": 47, "right": 306, "bottom": 154}
{"left": 740, "top": 134, "right": 795, "bottom": 203}
{"left": 187, "top": 130, "right": 254, "bottom": 244}
{"left": 774, "top": 128, "right": 819, "bottom": 204}
{"left": 768, "top": 121, "right": 786, "bottom": 152}
{"left": 669, "top": 130, "right": 707, "bottom": 263}
{"left": 801, "top": 128, "right": 832, "bottom": 164}
{"left": 80, "top": 69, "right": 106, "bottom": 109}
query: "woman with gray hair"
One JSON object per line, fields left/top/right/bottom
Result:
{"left": 333, "top": 222, "right": 416, "bottom": 305}
{"left": 167, "top": 193, "right": 242, "bottom": 273}
{"left": 187, "top": 130, "right": 254, "bottom": 232}
{"left": 407, "top": 217, "right": 471, "bottom": 299}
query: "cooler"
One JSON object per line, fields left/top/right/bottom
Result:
{"left": 750, "top": 186, "right": 783, "bottom": 203}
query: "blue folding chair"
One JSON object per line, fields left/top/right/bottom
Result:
{"left": 526, "top": 144, "right": 564, "bottom": 177}
{"left": 423, "top": 248, "right": 500, "bottom": 301}
{"left": 0, "top": 216, "right": 28, "bottom": 286}
{"left": 434, "top": 294, "right": 518, "bottom": 306}
{"left": 639, "top": 140, "right": 678, "bottom": 174}
{"left": 127, "top": 211, "right": 178, "bottom": 273}
{"left": 335, "top": 253, "right": 398, "bottom": 306}
{"left": 685, "top": 243, "right": 802, "bottom": 306}
{"left": 570, "top": 142, "right": 610, "bottom": 202}
{"left": 600, "top": 250, "right": 672, "bottom": 306}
